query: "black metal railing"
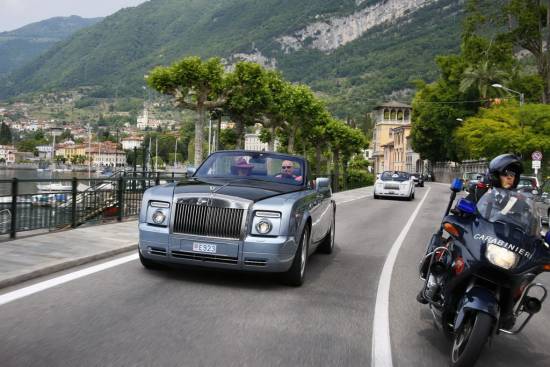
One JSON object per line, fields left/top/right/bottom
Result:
{"left": 0, "top": 171, "right": 187, "bottom": 239}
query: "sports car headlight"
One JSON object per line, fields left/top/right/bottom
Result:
{"left": 252, "top": 211, "right": 281, "bottom": 236}
{"left": 146, "top": 201, "right": 170, "bottom": 226}
{"left": 152, "top": 210, "right": 166, "bottom": 225}
{"left": 256, "top": 220, "right": 273, "bottom": 234}
{"left": 485, "top": 244, "right": 518, "bottom": 270}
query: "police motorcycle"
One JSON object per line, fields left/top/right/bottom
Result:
{"left": 418, "top": 178, "right": 550, "bottom": 367}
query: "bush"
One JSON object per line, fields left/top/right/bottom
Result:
{"left": 346, "top": 169, "right": 374, "bottom": 189}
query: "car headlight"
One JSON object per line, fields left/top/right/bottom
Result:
{"left": 256, "top": 220, "right": 273, "bottom": 234}
{"left": 252, "top": 211, "right": 281, "bottom": 236}
{"left": 485, "top": 243, "right": 518, "bottom": 270}
{"left": 152, "top": 210, "right": 166, "bottom": 225}
{"left": 146, "top": 201, "right": 170, "bottom": 226}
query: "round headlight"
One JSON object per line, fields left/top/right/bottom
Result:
{"left": 256, "top": 220, "right": 272, "bottom": 234}
{"left": 152, "top": 210, "right": 166, "bottom": 225}
{"left": 485, "top": 243, "right": 518, "bottom": 270}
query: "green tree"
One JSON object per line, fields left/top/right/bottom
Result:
{"left": 325, "top": 119, "right": 369, "bottom": 191}
{"left": 0, "top": 122, "right": 12, "bottom": 145}
{"left": 225, "top": 62, "right": 271, "bottom": 148}
{"left": 501, "top": 0, "right": 550, "bottom": 103}
{"left": 147, "top": 56, "right": 226, "bottom": 167}
{"left": 455, "top": 103, "right": 550, "bottom": 161}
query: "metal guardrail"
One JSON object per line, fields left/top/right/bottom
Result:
{"left": 0, "top": 171, "right": 187, "bottom": 239}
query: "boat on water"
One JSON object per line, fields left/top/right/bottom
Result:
{"left": 99, "top": 166, "right": 114, "bottom": 177}
{"left": 36, "top": 182, "right": 90, "bottom": 192}
{"left": 36, "top": 161, "right": 51, "bottom": 172}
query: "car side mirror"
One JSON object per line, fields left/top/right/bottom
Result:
{"left": 545, "top": 232, "right": 550, "bottom": 246}
{"left": 186, "top": 166, "right": 196, "bottom": 176}
{"left": 316, "top": 177, "right": 330, "bottom": 191}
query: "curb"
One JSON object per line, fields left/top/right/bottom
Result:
{"left": 0, "top": 243, "right": 137, "bottom": 290}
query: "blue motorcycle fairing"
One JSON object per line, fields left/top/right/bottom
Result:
{"left": 454, "top": 286, "right": 499, "bottom": 332}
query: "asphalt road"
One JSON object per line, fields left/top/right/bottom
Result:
{"left": 1, "top": 183, "right": 549, "bottom": 367}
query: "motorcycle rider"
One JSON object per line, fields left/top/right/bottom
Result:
{"left": 417, "top": 153, "right": 524, "bottom": 304}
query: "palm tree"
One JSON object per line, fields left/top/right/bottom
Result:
{"left": 460, "top": 60, "right": 509, "bottom": 102}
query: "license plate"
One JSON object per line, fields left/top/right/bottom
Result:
{"left": 193, "top": 242, "right": 217, "bottom": 253}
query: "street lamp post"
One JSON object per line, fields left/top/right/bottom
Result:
{"left": 492, "top": 83, "right": 525, "bottom": 132}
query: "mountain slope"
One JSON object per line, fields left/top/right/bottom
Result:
{"left": 1, "top": 0, "right": 466, "bottom": 117}
{"left": 0, "top": 16, "right": 103, "bottom": 77}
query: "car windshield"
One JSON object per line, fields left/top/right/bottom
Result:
{"left": 195, "top": 151, "right": 304, "bottom": 186}
{"left": 517, "top": 177, "right": 534, "bottom": 188}
{"left": 476, "top": 188, "right": 541, "bottom": 236}
{"left": 380, "top": 171, "right": 410, "bottom": 182}
{"left": 464, "top": 172, "right": 481, "bottom": 180}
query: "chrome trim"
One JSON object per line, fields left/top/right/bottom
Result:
{"left": 171, "top": 193, "right": 252, "bottom": 240}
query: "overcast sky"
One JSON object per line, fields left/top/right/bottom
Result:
{"left": 0, "top": 0, "right": 149, "bottom": 32}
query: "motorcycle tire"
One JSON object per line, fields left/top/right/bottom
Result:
{"left": 450, "top": 312, "right": 493, "bottom": 367}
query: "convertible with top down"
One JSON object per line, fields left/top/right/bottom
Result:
{"left": 138, "top": 150, "right": 336, "bottom": 286}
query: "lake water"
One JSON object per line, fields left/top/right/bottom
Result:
{"left": 0, "top": 168, "right": 107, "bottom": 196}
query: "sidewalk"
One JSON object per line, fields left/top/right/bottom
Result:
{"left": 0, "top": 186, "right": 373, "bottom": 290}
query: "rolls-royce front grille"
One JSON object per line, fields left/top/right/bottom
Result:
{"left": 384, "top": 184, "right": 400, "bottom": 190}
{"left": 173, "top": 204, "right": 244, "bottom": 239}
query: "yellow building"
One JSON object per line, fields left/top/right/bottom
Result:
{"left": 371, "top": 101, "right": 412, "bottom": 174}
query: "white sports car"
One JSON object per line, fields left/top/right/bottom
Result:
{"left": 374, "top": 171, "right": 415, "bottom": 200}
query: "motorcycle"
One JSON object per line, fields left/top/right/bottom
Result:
{"left": 418, "top": 178, "right": 550, "bottom": 367}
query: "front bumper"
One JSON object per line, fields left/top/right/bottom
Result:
{"left": 139, "top": 223, "right": 297, "bottom": 272}
{"left": 375, "top": 188, "right": 411, "bottom": 197}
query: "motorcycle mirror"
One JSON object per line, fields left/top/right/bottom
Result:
{"left": 451, "top": 178, "right": 463, "bottom": 192}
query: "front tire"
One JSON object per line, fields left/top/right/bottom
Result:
{"left": 318, "top": 211, "right": 335, "bottom": 254}
{"left": 282, "top": 225, "right": 310, "bottom": 287}
{"left": 450, "top": 312, "right": 493, "bottom": 367}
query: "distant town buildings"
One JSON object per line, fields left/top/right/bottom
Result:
{"left": 244, "top": 125, "right": 279, "bottom": 151}
{"left": 36, "top": 145, "right": 55, "bottom": 160}
{"left": 121, "top": 136, "right": 144, "bottom": 150}
{"left": 0, "top": 145, "right": 17, "bottom": 163}
{"left": 136, "top": 107, "right": 176, "bottom": 130}
{"left": 371, "top": 101, "right": 423, "bottom": 174}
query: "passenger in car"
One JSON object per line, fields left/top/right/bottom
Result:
{"left": 232, "top": 157, "right": 254, "bottom": 176}
{"left": 275, "top": 160, "right": 302, "bottom": 182}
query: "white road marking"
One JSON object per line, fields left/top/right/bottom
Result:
{"left": 337, "top": 194, "right": 373, "bottom": 204}
{"left": 371, "top": 187, "right": 431, "bottom": 367}
{"left": 0, "top": 253, "right": 138, "bottom": 307}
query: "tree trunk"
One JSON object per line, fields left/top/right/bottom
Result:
{"left": 315, "top": 145, "right": 322, "bottom": 176}
{"left": 216, "top": 115, "right": 222, "bottom": 151}
{"left": 194, "top": 107, "right": 205, "bottom": 167}
{"left": 287, "top": 126, "right": 297, "bottom": 153}
{"left": 268, "top": 126, "right": 275, "bottom": 151}
{"left": 235, "top": 120, "right": 244, "bottom": 149}
{"left": 342, "top": 159, "right": 349, "bottom": 191}
{"left": 333, "top": 149, "right": 340, "bottom": 192}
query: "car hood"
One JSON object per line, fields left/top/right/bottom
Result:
{"left": 174, "top": 180, "right": 302, "bottom": 202}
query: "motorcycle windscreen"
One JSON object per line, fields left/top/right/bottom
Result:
{"left": 476, "top": 188, "right": 541, "bottom": 268}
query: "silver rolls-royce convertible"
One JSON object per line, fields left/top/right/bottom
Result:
{"left": 138, "top": 150, "right": 336, "bottom": 286}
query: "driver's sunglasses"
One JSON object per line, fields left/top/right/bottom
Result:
{"left": 282, "top": 165, "right": 293, "bottom": 169}
{"left": 500, "top": 170, "right": 516, "bottom": 178}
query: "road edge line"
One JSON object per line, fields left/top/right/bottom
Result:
{"left": 0, "top": 253, "right": 138, "bottom": 307}
{"left": 371, "top": 187, "right": 432, "bottom": 367}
